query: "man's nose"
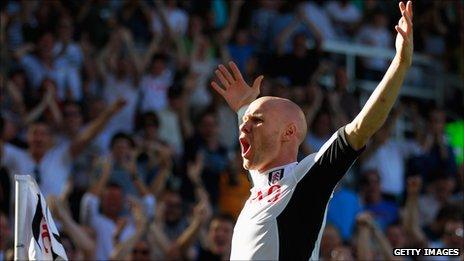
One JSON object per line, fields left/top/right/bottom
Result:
{"left": 240, "top": 120, "right": 251, "bottom": 134}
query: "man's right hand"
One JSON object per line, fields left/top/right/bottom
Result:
{"left": 211, "top": 61, "right": 263, "bottom": 112}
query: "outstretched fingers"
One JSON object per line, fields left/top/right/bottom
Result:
{"left": 211, "top": 81, "right": 226, "bottom": 95}
{"left": 219, "top": 64, "right": 235, "bottom": 84}
{"left": 229, "top": 61, "right": 245, "bottom": 82}
{"left": 402, "top": 10, "right": 413, "bottom": 32}
{"left": 406, "top": 1, "right": 413, "bottom": 18}
{"left": 215, "top": 69, "right": 230, "bottom": 89}
{"left": 395, "top": 26, "right": 408, "bottom": 41}
{"left": 399, "top": 1, "right": 406, "bottom": 13}
{"left": 399, "top": 1, "right": 413, "bottom": 19}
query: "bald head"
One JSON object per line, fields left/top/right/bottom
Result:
{"left": 252, "top": 96, "right": 307, "bottom": 145}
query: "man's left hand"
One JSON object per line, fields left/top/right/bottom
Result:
{"left": 395, "top": 1, "right": 414, "bottom": 67}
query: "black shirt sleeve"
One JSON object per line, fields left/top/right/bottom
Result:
{"left": 276, "top": 126, "right": 364, "bottom": 260}
{"left": 312, "top": 126, "right": 365, "bottom": 186}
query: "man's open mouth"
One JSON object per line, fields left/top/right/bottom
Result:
{"left": 240, "top": 137, "right": 252, "bottom": 158}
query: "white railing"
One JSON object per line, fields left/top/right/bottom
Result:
{"left": 321, "top": 40, "right": 440, "bottom": 102}
{"left": 320, "top": 40, "right": 464, "bottom": 137}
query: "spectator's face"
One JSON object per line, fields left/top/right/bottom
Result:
{"left": 150, "top": 59, "right": 166, "bottom": 76}
{"left": 130, "top": 241, "right": 151, "bottom": 261}
{"left": 314, "top": 113, "right": 331, "bottom": 137}
{"left": 63, "top": 104, "right": 83, "bottom": 135}
{"left": 37, "top": 33, "right": 54, "bottom": 59}
{"left": 434, "top": 178, "right": 455, "bottom": 202}
{"left": 292, "top": 34, "right": 307, "bottom": 53}
{"left": 362, "top": 170, "right": 382, "bottom": 203}
{"left": 2, "top": 118, "right": 18, "bottom": 142}
{"left": 111, "top": 138, "right": 133, "bottom": 163}
{"left": 189, "top": 16, "right": 203, "bottom": 36}
{"left": 163, "top": 192, "right": 183, "bottom": 224}
{"left": 27, "top": 123, "right": 52, "bottom": 154}
{"left": 102, "top": 187, "right": 123, "bottom": 217}
{"left": 116, "top": 58, "right": 130, "bottom": 77}
{"left": 320, "top": 226, "right": 342, "bottom": 259}
{"left": 11, "top": 72, "right": 27, "bottom": 91}
{"left": 198, "top": 114, "right": 218, "bottom": 139}
{"left": 443, "top": 221, "right": 463, "bottom": 248}
{"left": 335, "top": 68, "right": 348, "bottom": 90}
{"left": 58, "top": 18, "right": 73, "bottom": 41}
{"left": 169, "top": 96, "right": 183, "bottom": 111}
{"left": 236, "top": 30, "right": 249, "bottom": 45}
{"left": 429, "top": 110, "right": 446, "bottom": 135}
{"left": 386, "top": 225, "right": 406, "bottom": 248}
{"left": 373, "top": 14, "right": 387, "bottom": 28}
{"left": 208, "top": 219, "right": 233, "bottom": 255}
{"left": 143, "top": 123, "right": 158, "bottom": 140}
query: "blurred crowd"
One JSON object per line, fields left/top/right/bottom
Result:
{"left": 0, "top": 0, "right": 463, "bottom": 260}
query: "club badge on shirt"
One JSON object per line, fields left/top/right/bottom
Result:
{"left": 268, "top": 169, "right": 284, "bottom": 185}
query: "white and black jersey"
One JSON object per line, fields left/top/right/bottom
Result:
{"left": 230, "top": 108, "right": 364, "bottom": 260}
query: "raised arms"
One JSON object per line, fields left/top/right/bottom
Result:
{"left": 345, "top": 1, "right": 414, "bottom": 150}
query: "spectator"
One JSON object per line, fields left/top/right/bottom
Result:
{"left": 184, "top": 110, "right": 230, "bottom": 206}
{"left": 332, "top": 66, "right": 359, "bottom": 120}
{"left": 14, "top": 32, "right": 82, "bottom": 100}
{"left": 327, "top": 185, "right": 362, "bottom": 241}
{"left": 140, "top": 53, "right": 174, "bottom": 113}
{"left": 414, "top": 108, "right": 458, "bottom": 182}
{"left": 319, "top": 225, "right": 344, "bottom": 261}
{"left": 195, "top": 213, "right": 234, "bottom": 260}
{"left": 359, "top": 169, "right": 399, "bottom": 230}
{"left": 356, "top": 10, "right": 392, "bottom": 80}
{"left": 326, "top": 0, "right": 362, "bottom": 40}
{"left": 156, "top": 89, "right": 184, "bottom": 159}
{"left": 305, "top": 110, "right": 334, "bottom": 152}
{"left": 419, "top": 175, "right": 456, "bottom": 227}
{"left": 151, "top": 0, "right": 189, "bottom": 37}
{"left": 354, "top": 212, "right": 395, "bottom": 260}
{"left": 360, "top": 108, "right": 423, "bottom": 198}
{"left": 48, "top": 195, "right": 96, "bottom": 260}
{"left": 80, "top": 156, "right": 155, "bottom": 260}
{"left": 401, "top": 176, "right": 428, "bottom": 248}
{"left": 250, "top": 0, "right": 280, "bottom": 52}
{"left": 218, "top": 150, "right": 249, "bottom": 219}
{"left": 301, "top": 0, "right": 337, "bottom": 41}
{"left": 98, "top": 132, "right": 155, "bottom": 196}
{"left": 272, "top": 32, "right": 321, "bottom": 86}
{"left": 97, "top": 28, "right": 141, "bottom": 147}
{"left": 54, "top": 15, "right": 84, "bottom": 71}
{"left": 2, "top": 99, "right": 125, "bottom": 197}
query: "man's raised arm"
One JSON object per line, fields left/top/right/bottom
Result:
{"left": 345, "top": 1, "right": 414, "bottom": 150}
{"left": 210, "top": 61, "right": 263, "bottom": 124}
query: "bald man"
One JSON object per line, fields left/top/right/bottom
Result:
{"left": 211, "top": 2, "right": 414, "bottom": 260}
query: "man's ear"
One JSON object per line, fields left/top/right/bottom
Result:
{"left": 282, "top": 124, "right": 296, "bottom": 142}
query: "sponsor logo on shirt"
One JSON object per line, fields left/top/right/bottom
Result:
{"left": 268, "top": 169, "right": 284, "bottom": 185}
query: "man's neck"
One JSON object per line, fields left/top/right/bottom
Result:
{"left": 29, "top": 149, "right": 46, "bottom": 163}
{"left": 258, "top": 159, "right": 297, "bottom": 174}
{"left": 257, "top": 149, "right": 298, "bottom": 173}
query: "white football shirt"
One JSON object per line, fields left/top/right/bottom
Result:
{"left": 230, "top": 107, "right": 363, "bottom": 260}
